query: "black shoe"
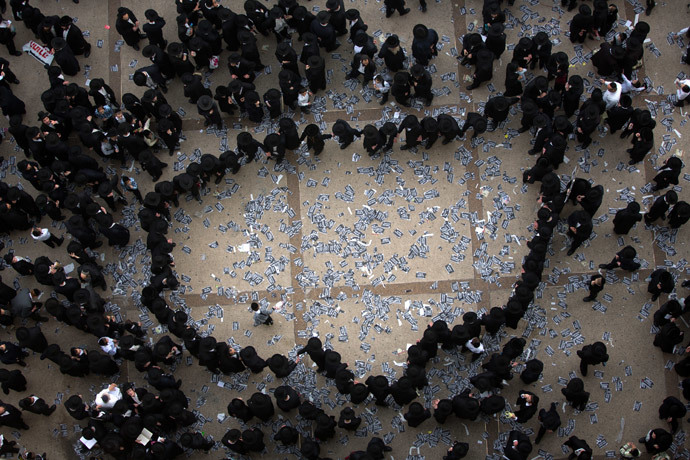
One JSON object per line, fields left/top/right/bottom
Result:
{"left": 517, "top": 127, "right": 529, "bottom": 133}
{"left": 582, "top": 297, "right": 593, "bottom": 302}
{"left": 466, "top": 83, "right": 479, "bottom": 90}
{"left": 400, "top": 145, "right": 410, "bottom": 150}
{"left": 133, "top": 44, "right": 140, "bottom": 51}
{"left": 528, "top": 149, "right": 538, "bottom": 155}
{"left": 47, "top": 405, "right": 56, "bottom": 415}
{"left": 12, "top": 51, "right": 22, "bottom": 56}
{"left": 639, "top": 437, "right": 646, "bottom": 444}
{"left": 421, "top": 5, "right": 427, "bottom": 12}
{"left": 92, "top": 242, "right": 103, "bottom": 249}
{"left": 400, "top": 8, "right": 410, "bottom": 15}
{"left": 567, "top": 248, "right": 575, "bottom": 256}
{"left": 84, "top": 47, "right": 91, "bottom": 58}
{"left": 652, "top": 294, "right": 659, "bottom": 301}
{"left": 57, "top": 237, "right": 64, "bottom": 247}
{"left": 682, "top": 280, "right": 690, "bottom": 288}
{"left": 386, "top": 10, "right": 394, "bottom": 17}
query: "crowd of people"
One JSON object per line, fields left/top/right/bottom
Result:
{"left": 0, "top": 0, "right": 689, "bottom": 458}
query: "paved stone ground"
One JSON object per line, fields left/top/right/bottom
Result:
{"left": 1, "top": 0, "right": 690, "bottom": 459}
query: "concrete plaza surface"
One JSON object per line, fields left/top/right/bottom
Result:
{"left": 1, "top": 0, "right": 690, "bottom": 459}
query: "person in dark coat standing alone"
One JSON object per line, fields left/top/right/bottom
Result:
{"left": 577, "top": 341, "right": 608, "bottom": 377}
{"left": 116, "top": 7, "right": 143, "bottom": 50}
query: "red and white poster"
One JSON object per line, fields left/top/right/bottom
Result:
{"left": 22, "top": 40, "right": 54, "bottom": 66}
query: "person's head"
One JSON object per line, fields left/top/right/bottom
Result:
{"left": 251, "top": 302, "right": 259, "bottom": 311}
{"left": 665, "top": 190, "right": 679, "bottom": 205}
{"left": 683, "top": 85, "right": 690, "bottom": 93}
{"left": 31, "top": 227, "right": 42, "bottom": 237}
{"left": 607, "top": 83, "right": 617, "bottom": 92}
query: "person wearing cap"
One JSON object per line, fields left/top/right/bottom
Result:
{"left": 180, "top": 73, "right": 209, "bottom": 105}
{"left": 384, "top": 0, "right": 410, "bottom": 17}
{"left": 353, "top": 30, "right": 377, "bottom": 59}
{"left": 410, "top": 64, "right": 433, "bottom": 106}
{"left": 3, "top": 252, "right": 33, "bottom": 276}
{"left": 197, "top": 95, "right": 222, "bottom": 129}
{"left": 378, "top": 35, "right": 405, "bottom": 72}
{"left": 311, "top": 11, "right": 338, "bottom": 51}
{"left": 299, "top": 124, "right": 331, "bottom": 156}
{"left": 504, "top": 430, "right": 532, "bottom": 460}
{"left": 485, "top": 95, "right": 518, "bottom": 130}
{"left": 166, "top": 42, "right": 195, "bottom": 77}
{"left": 345, "top": 8, "right": 366, "bottom": 42}
{"left": 458, "top": 112, "right": 488, "bottom": 139}
{"left": 420, "top": 117, "right": 439, "bottom": 149}
{"left": 412, "top": 24, "right": 438, "bottom": 66}
{"left": 485, "top": 23, "right": 506, "bottom": 58}
{"left": 58, "top": 15, "right": 90, "bottom": 57}
{"left": 398, "top": 114, "right": 423, "bottom": 150}
{"left": 142, "top": 44, "right": 175, "bottom": 80}
{"left": 466, "top": 48, "right": 495, "bottom": 91}
{"left": 133, "top": 65, "right": 169, "bottom": 93}
{"left": 116, "top": 7, "right": 143, "bottom": 50}
{"left": 227, "top": 52, "right": 256, "bottom": 84}
{"left": 143, "top": 9, "right": 167, "bottom": 50}
{"left": 347, "top": 53, "right": 376, "bottom": 86}
{"left": 305, "top": 55, "right": 326, "bottom": 93}
{"left": 332, "top": 119, "right": 361, "bottom": 149}
{"left": 361, "top": 124, "right": 383, "bottom": 157}
{"left": 51, "top": 37, "right": 80, "bottom": 76}
{"left": 569, "top": 5, "right": 592, "bottom": 43}
{"left": 238, "top": 29, "right": 264, "bottom": 68}
{"left": 325, "top": 0, "right": 347, "bottom": 36}
{"left": 263, "top": 133, "right": 286, "bottom": 162}
{"left": 275, "top": 41, "right": 300, "bottom": 78}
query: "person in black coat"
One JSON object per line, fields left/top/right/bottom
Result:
{"left": 652, "top": 156, "right": 683, "bottom": 191}
{"left": 239, "top": 346, "right": 267, "bottom": 373}
{"left": 143, "top": 9, "right": 167, "bottom": 50}
{"left": 530, "top": 31, "right": 552, "bottom": 69}
{"left": 366, "top": 375, "right": 390, "bottom": 405}
{"left": 437, "top": 114, "right": 459, "bottom": 145}
{"left": 0, "top": 368, "right": 26, "bottom": 394}
{"left": 58, "top": 15, "right": 90, "bottom": 57}
{"left": 627, "top": 127, "right": 654, "bottom": 164}
{"left": 599, "top": 246, "right": 640, "bottom": 271}
{"left": 197, "top": 95, "right": 222, "bottom": 129}
{"left": 314, "top": 412, "right": 337, "bottom": 441}
{"left": 534, "top": 402, "right": 561, "bottom": 444}
{"left": 274, "top": 425, "right": 299, "bottom": 445}
{"left": 338, "top": 407, "right": 361, "bottom": 431}
{"left": 520, "top": 359, "right": 543, "bottom": 384}
{"left": 390, "top": 376, "right": 417, "bottom": 405}
{"left": 485, "top": 95, "right": 519, "bottom": 129}
{"left": 575, "top": 104, "right": 599, "bottom": 148}
{"left": 267, "top": 354, "right": 296, "bottom": 378}
{"left": 391, "top": 71, "right": 412, "bottom": 106}
{"left": 645, "top": 190, "right": 677, "bottom": 226}
{"left": 311, "top": 11, "right": 338, "bottom": 51}
{"left": 605, "top": 93, "right": 632, "bottom": 133}
{"left": 227, "top": 398, "right": 252, "bottom": 422}
{"left": 347, "top": 53, "right": 376, "bottom": 85}
{"left": 248, "top": 392, "right": 274, "bottom": 422}
{"left": 653, "top": 299, "right": 686, "bottom": 327}
{"left": 18, "top": 395, "right": 55, "bottom": 415}
{"left": 613, "top": 201, "right": 642, "bottom": 234}
{"left": 512, "top": 390, "right": 539, "bottom": 423}
{"left": 485, "top": 23, "right": 505, "bottom": 58}
{"left": 452, "top": 389, "right": 480, "bottom": 420}
{"left": 562, "top": 377, "right": 589, "bottom": 411}
{"left": 180, "top": 432, "right": 214, "bottom": 452}
{"left": 658, "top": 396, "right": 686, "bottom": 433}
{"left": 378, "top": 35, "right": 405, "bottom": 72}
{"left": 0, "top": 403, "right": 29, "bottom": 429}
{"left": 404, "top": 402, "right": 430, "bottom": 427}
{"left": 638, "top": 428, "right": 672, "bottom": 454}
{"left": 305, "top": 55, "right": 326, "bottom": 93}
{"left": 222, "top": 429, "right": 247, "bottom": 455}
{"left": 566, "top": 210, "right": 592, "bottom": 256}
{"left": 274, "top": 385, "right": 300, "bottom": 412}
{"left": 3, "top": 253, "right": 33, "bottom": 276}
{"left": 15, "top": 326, "right": 46, "bottom": 352}
{"left": 116, "top": 7, "right": 143, "bottom": 50}
{"left": 332, "top": 119, "right": 361, "bottom": 149}
{"left": 411, "top": 64, "right": 433, "bottom": 106}
{"left": 582, "top": 274, "right": 605, "bottom": 302}
{"left": 653, "top": 322, "right": 684, "bottom": 353}
{"left": 362, "top": 124, "right": 384, "bottom": 157}
{"left": 443, "top": 441, "right": 469, "bottom": 460}
{"left": 577, "top": 342, "right": 608, "bottom": 377}
{"left": 648, "top": 268, "right": 675, "bottom": 301}
{"left": 467, "top": 48, "right": 494, "bottom": 90}
{"left": 300, "top": 124, "right": 332, "bottom": 156}
{"left": 504, "top": 430, "right": 532, "bottom": 460}
{"left": 51, "top": 37, "right": 80, "bottom": 76}
{"left": 458, "top": 113, "right": 488, "bottom": 139}
{"left": 412, "top": 24, "right": 437, "bottom": 66}
{"left": 669, "top": 201, "right": 690, "bottom": 229}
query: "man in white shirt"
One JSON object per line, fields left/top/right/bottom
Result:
{"left": 98, "top": 337, "right": 119, "bottom": 356}
{"left": 674, "top": 78, "right": 690, "bottom": 107}
{"left": 600, "top": 80, "right": 621, "bottom": 110}
{"left": 31, "top": 226, "right": 64, "bottom": 248}
{"left": 94, "top": 383, "right": 122, "bottom": 410}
